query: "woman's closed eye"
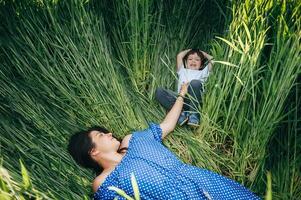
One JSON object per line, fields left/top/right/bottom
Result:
{"left": 97, "top": 132, "right": 105, "bottom": 137}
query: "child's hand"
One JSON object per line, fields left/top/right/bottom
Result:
{"left": 179, "top": 82, "right": 189, "bottom": 96}
{"left": 201, "top": 51, "right": 213, "bottom": 60}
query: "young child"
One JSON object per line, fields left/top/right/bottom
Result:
{"left": 155, "top": 49, "right": 214, "bottom": 127}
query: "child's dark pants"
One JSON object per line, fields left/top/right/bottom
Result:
{"left": 155, "top": 80, "right": 203, "bottom": 113}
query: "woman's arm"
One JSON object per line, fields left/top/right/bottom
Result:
{"left": 201, "top": 51, "right": 214, "bottom": 72}
{"left": 176, "top": 49, "right": 191, "bottom": 71}
{"left": 159, "top": 83, "right": 188, "bottom": 139}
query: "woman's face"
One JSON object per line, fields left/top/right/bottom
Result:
{"left": 89, "top": 131, "right": 120, "bottom": 154}
{"left": 187, "top": 53, "right": 202, "bottom": 70}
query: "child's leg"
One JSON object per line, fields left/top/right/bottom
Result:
{"left": 155, "top": 87, "right": 192, "bottom": 126}
{"left": 186, "top": 80, "right": 203, "bottom": 126}
{"left": 155, "top": 88, "right": 177, "bottom": 111}
{"left": 187, "top": 80, "right": 203, "bottom": 113}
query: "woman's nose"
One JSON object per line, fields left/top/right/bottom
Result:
{"left": 108, "top": 132, "right": 112, "bottom": 137}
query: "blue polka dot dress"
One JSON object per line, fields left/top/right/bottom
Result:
{"left": 94, "top": 123, "right": 260, "bottom": 200}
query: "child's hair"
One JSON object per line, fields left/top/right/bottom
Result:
{"left": 182, "top": 49, "right": 208, "bottom": 70}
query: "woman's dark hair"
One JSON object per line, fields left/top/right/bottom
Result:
{"left": 183, "top": 49, "right": 207, "bottom": 70}
{"left": 67, "top": 126, "right": 110, "bottom": 175}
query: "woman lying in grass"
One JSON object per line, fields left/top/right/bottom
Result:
{"left": 68, "top": 83, "right": 260, "bottom": 200}
{"left": 156, "top": 49, "right": 214, "bottom": 127}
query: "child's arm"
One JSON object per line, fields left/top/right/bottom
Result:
{"left": 176, "top": 49, "right": 191, "bottom": 71}
{"left": 201, "top": 51, "right": 214, "bottom": 72}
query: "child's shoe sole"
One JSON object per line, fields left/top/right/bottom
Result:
{"left": 179, "top": 117, "right": 189, "bottom": 126}
{"left": 187, "top": 121, "right": 200, "bottom": 127}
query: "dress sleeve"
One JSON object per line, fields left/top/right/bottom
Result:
{"left": 148, "top": 123, "right": 163, "bottom": 142}
{"left": 94, "top": 187, "right": 125, "bottom": 200}
{"left": 132, "top": 123, "right": 163, "bottom": 143}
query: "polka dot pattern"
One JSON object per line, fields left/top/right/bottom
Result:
{"left": 94, "top": 123, "right": 260, "bottom": 200}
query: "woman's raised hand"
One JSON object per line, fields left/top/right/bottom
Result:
{"left": 160, "top": 81, "right": 189, "bottom": 139}
{"left": 179, "top": 82, "right": 189, "bottom": 97}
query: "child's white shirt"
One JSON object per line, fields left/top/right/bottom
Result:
{"left": 177, "top": 64, "right": 210, "bottom": 93}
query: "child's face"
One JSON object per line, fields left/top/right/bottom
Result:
{"left": 187, "top": 53, "right": 202, "bottom": 70}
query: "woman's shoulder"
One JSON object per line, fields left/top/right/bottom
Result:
{"left": 92, "top": 171, "right": 112, "bottom": 192}
{"left": 120, "top": 134, "right": 132, "bottom": 149}
{"left": 130, "top": 123, "right": 162, "bottom": 142}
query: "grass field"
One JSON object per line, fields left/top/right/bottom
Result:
{"left": 0, "top": 0, "right": 300, "bottom": 199}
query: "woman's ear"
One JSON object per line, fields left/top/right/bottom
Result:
{"left": 90, "top": 148, "right": 100, "bottom": 157}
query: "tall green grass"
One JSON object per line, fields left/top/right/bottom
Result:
{"left": 0, "top": 0, "right": 300, "bottom": 199}
{"left": 98, "top": 0, "right": 226, "bottom": 95}
{"left": 264, "top": 83, "right": 301, "bottom": 199}
{"left": 0, "top": 160, "right": 52, "bottom": 199}
{"left": 201, "top": 0, "right": 300, "bottom": 195}
{"left": 215, "top": 1, "right": 300, "bottom": 197}
{"left": 0, "top": 1, "right": 145, "bottom": 198}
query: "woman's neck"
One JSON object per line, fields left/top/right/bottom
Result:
{"left": 99, "top": 152, "right": 124, "bottom": 170}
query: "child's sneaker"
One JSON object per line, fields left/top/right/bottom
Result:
{"left": 178, "top": 112, "right": 188, "bottom": 126}
{"left": 187, "top": 113, "right": 200, "bottom": 127}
